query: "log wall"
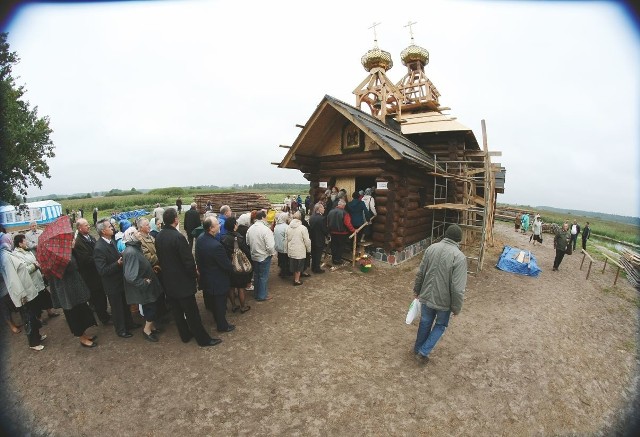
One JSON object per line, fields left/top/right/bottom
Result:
{"left": 302, "top": 137, "right": 472, "bottom": 252}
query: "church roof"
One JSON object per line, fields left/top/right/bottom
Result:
{"left": 279, "top": 95, "right": 439, "bottom": 171}
{"left": 400, "top": 111, "right": 480, "bottom": 149}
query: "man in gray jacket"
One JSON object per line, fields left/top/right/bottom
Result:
{"left": 413, "top": 224, "right": 467, "bottom": 364}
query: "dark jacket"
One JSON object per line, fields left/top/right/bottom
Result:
{"left": 554, "top": 229, "right": 571, "bottom": 252}
{"left": 49, "top": 255, "right": 91, "bottom": 310}
{"left": 221, "top": 231, "right": 251, "bottom": 260}
{"left": 221, "top": 231, "right": 253, "bottom": 288}
{"left": 413, "top": 238, "right": 467, "bottom": 315}
{"left": 155, "top": 225, "right": 197, "bottom": 299}
{"left": 195, "top": 232, "right": 233, "bottom": 296}
{"left": 309, "top": 214, "right": 329, "bottom": 249}
{"left": 184, "top": 207, "right": 201, "bottom": 235}
{"left": 73, "top": 233, "right": 105, "bottom": 294}
{"left": 582, "top": 225, "right": 591, "bottom": 240}
{"left": 327, "top": 207, "right": 355, "bottom": 235}
{"left": 94, "top": 237, "right": 125, "bottom": 297}
{"left": 346, "top": 198, "right": 367, "bottom": 228}
{"left": 122, "top": 241, "right": 163, "bottom": 305}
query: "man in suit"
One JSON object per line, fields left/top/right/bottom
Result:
{"left": 94, "top": 218, "right": 139, "bottom": 338}
{"left": 184, "top": 202, "right": 201, "bottom": 250}
{"left": 155, "top": 208, "right": 221, "bottom": 347}
{"left": 195, "top": 216, "right": 234, "bottom": 333}
{"left": 73, "top": 218, "right": 110, "bottom": 324}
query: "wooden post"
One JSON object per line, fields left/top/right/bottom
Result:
{"left": 349, "top": 222, "right": 369, "bottom": 267}
{"left": 581, "top": 249, "right": 594, "bottom": 280}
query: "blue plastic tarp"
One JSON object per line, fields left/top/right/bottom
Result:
{"left": 496, "top": 246, "right": 542, "bottom": 277}
{"left": 113, "top": 209, "right": 149, "bottom": 221}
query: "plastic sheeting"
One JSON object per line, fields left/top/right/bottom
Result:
{"left": 496, "top": 246, "right": 542, "bottom": 277}
{"left": 113, "top": 209, "right": 149, "bottom": 221}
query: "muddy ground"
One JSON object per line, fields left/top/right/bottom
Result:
{"left": 1, "top": 221, "right": 638, "bottom": 436}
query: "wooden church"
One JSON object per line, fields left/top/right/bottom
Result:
{"left": 277, "top": 26, "right": 505, "bottom": 270}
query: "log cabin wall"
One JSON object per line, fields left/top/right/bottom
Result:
{"left": 301, "top": 154, "right": 438, "bottom": 252}
{"left": 408, "top": 134, "right": 473, "bottom": 202}
{"left": 297, "top": 138, "right": 471, "bottom": 253}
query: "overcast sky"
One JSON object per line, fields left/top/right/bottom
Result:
{"left": 4, "top": 0, "right": 639, "bottom": 216}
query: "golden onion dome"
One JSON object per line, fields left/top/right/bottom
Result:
{"left": 361, "top": 46, "right": 393, "bottom": 72}
{"left": 401, "top": 44, "right": 429, "bottom": 66}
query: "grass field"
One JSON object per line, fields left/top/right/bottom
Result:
{"left": 499, "top": 204, "right": 640, "bottom": 246}
{"left": 537, "top": 211, "right": 638, "bottom": 246}
{"left": 59, "top": 190, "right": 301, "bottom": 217}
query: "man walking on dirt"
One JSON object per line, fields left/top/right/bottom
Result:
{"left": 553, "top": 222, "right": 571, "bottom": 271}
{"left": 413, "top": 224, "right": 467, "bottom": 364}
{"left": 570, "top": 220, "right": 581, "bottom": 251}
{"left": 581, "top": 222, "right": 591, "bottom": 251}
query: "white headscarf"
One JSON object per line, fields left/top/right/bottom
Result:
{"left": 122, "top": 226, "right": 138, "bottom": 243}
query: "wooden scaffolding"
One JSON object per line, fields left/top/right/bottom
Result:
{"left": 426, "top": 121, "right": 500, "bottom": 273}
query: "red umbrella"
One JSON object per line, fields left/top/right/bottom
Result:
{"left": 36, "top": 215, "right": 73, "bottom": 279}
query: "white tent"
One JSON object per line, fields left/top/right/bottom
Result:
{"left": 0, "top": 200, "right": 63, "bottom": 230}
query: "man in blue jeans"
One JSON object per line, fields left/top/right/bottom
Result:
{"left": 245, "top": 210, "right": 276, "bottom": 301}
{"left": 413, "top": 224, "right": 467, "bottom": 364}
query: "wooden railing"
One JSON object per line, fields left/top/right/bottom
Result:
{"left": 580, "top": 249, "right": 595, "bottom": 280}
{"left": 601, "top": 253, "right": 623, "bottom": 286}
{"left": 348, "top": 222, "right": 370, "bottom": 267}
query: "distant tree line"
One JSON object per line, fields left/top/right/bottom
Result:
{"left": 536, "top": 205, "right": 639, "bottom": 227}
{"left": 104, "top": 188, "right": 142, "bottom": 197}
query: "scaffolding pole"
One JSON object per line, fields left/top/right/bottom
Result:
{"left": 427, "top": 123, "right": 497, "bottom": 273}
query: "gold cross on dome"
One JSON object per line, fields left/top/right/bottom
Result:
{"left": 404, "top": 20, "right": 417, "bottom": 42}
{"left": 368, "top": 22, "right": 381, "bottom": 46}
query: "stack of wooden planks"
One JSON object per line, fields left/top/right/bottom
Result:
{"left": 194, "top": 193, "right": 271, "bottom": 215}
{"left": 620, "top": 248, "right": 640, "bottom": 290}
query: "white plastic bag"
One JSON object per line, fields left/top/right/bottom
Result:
{"left": 405, "top": 298, "right": 421, "bottom": 325}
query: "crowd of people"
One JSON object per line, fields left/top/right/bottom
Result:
{"left": 0, "top": 188, "right": 378, "bottom": 352}
{"left": 513, "top": 212, "right": 592, "bottom": 271}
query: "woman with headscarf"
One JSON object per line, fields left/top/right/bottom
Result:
{"left": 149, "top": 217, "right": 160, "bottom": 238}
{"left": 360, "top": 188, "right": 377, "bottom": 242}
{"left": 285, "top": 211, "right": 311, "bottom": 286}
{"left": 121, "top": 227, "right": 163, "bottom": 342}
{"left": 236, "top": 211, "right": 253, "bottom": 239}
{"left": 137, "top": 217, "right": 169, "bottom": 321}
{"left": 12, "top": 234, "right": 59, "bottom": 322}
{"left": 0, "top": 226, "right": 22, "bottom": 335}
{"left": 521, "top": 213, "right": 530, "bottom": 234}
{"left": 273, "top": 212, "right": 291, "bottom": 278}
{"left": 1, "top": 240, "right": 45, "bottom": 350}
{"left": 221, "top": 217, "right": 252, "bottom": 314}
{"left": 48, "top": 243, "right": 98, "bottom": 348}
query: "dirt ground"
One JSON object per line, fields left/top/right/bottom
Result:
{"left": 1, "top": 221, "right": 638, "bottom": 436}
